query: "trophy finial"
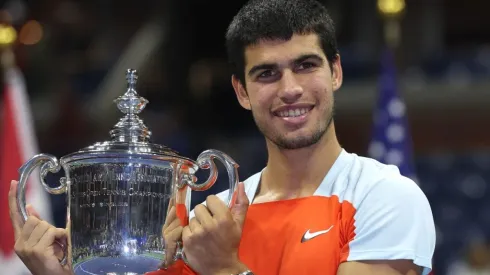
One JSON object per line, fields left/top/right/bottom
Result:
{"left": 115, "top": 69, "right": 148, "bottom": 115}
{"left": 109, "top": 68, "right": 151, "bottom": 142}
{"left": 126, "top": 69, "right": 138, "bottom": 91}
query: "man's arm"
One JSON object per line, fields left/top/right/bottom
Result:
{"left": 338, "top": 260, "right": 423, "bottom": 275}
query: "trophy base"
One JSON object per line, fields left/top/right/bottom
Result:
{"left": 73, "top": 254, "right": 162, "bottom": 275}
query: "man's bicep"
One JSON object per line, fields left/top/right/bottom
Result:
{"left": 337, "top": 260, "right": 422, "bottom": 275}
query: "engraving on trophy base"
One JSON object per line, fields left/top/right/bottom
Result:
{"left": 70, "top": 163, "right": 173, "bottom": 275}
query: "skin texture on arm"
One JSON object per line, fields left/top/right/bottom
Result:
{"left": 337, "top": 260, "right": 423, "bottom": 275}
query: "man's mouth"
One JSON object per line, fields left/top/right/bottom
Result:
{"left": 276, "top": 108, "right": 310, "bottom": 117}
{"left": 273, "top": 105, "right": 314, "bottom": 118}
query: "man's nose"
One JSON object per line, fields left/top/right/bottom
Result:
{"left": 278, "top": 70, "right": 303, "bottom": 103}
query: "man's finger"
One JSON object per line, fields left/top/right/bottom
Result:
{"left": 26, "top": 221, "right": 50, "bottom": 248}
{"left": 205, "top": 195, "right": 230, "bottom": 220}
{"left": 194, "top": 204, "right": 214, "bottom": 229}
{"left": 188, "top": 217, "right": 202, "bottom": 234}
{"left": 164, "top": 217, "right": 181, "bottom": 235}
{"left": 182, "top": 226, "right": 192, "bottom": 244}
{"left": 36, "top": 228, "right": 67, "bottom": 250}
{"left": 166, "top": 225, "right": 183, "bottom": 243}
{"left": 165, "top": 197, "right": 175, "bottom": 218}
{"left": 26, "top": 204, "right": 41, "bottom": 220}
{"left": 230, "top": 182, "right": 250, "bottom": 228}
{"left": 20, "top": 216, "right": 41, "bottom": 243}
{"left": 8, "top": 180, "right": 24, "bottom": 239}
{"left": 163, "top": 225, "right": 183, "bottom": 266}
{"left": 168, "top": 197, "right": 175, "bottom": 209}
{"left": 163, "top": 206, "right": 176, "bottom": 229}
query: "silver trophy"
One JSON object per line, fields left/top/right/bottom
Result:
{"left": 16, "top": 69, "right": 239, "bottom": 274}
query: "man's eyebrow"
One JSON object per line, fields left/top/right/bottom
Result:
{"left": 293, "top": 54, "right": 324, "bottom": 65}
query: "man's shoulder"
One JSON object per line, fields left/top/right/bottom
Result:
{"left": 349, "top": 152, "right": 409, "bottom": 183}
{"left": 359, "top": 154, "right": 420, "bottom": 193}
{"left": 338, "top": 151, "right": 424, "bottom": 208}
{"left": 347, "top": 153, "right": 430, "bottom": 216}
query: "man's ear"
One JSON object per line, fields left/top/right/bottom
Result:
{"left": 331, "top": 54, "right": 343, "bottom": 92}
{"left": 231, "top": 75, "right": 251, "bottom": 110}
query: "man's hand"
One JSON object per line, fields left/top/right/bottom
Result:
{"left": 161, "top": 198, "right": 184, "bottom": 268}
{"left": 182, "top": 182, "right": 250, "bottom": 275}
{"left": 9, "top": 180, "right": 72, "bottom": 275}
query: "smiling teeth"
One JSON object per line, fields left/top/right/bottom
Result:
{"left": 278, "top": 108, "right": 309, "bottom": 117}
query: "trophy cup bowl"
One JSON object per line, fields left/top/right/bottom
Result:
{"left": 16, "top": 69, "right": 239, "bottom": 275}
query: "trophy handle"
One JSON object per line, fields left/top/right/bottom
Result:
{"left": 186, "top": 149, "right": 239, "bottom": 207}
{"left": 174, "top": 149, "right": 240, "bottom": 265}
{"left": 17, "top": 153, "right": 68, "bottom": 266}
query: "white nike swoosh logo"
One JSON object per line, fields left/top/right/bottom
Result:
{"left": 301, "top": 225, "right": 334, "bottom": 243}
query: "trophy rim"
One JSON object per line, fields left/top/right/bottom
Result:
{"left": 59, "top": 141, "right": 199, "bottom": 172}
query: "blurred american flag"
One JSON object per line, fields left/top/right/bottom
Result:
{"left": 368, "top": 48, "right": 417, "bottom": 181}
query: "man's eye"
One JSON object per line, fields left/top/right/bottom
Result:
{"left": 258, "top": 70, "right": 277, "bottom": 79}
{"left": 297, "top": 62, "right": 316, "bottom": 70}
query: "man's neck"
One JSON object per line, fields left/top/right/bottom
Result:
{"left": 257, "top": 124, "right": 342, "bottom": 202}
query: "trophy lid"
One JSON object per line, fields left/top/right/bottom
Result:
{"left": 61, "top": 69, "right": 195, "bottom": 166}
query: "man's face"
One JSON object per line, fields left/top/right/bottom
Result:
{"left": 232, "top": 33, "right": 343, "bottom": 150}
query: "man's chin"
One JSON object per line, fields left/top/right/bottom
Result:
{"left": 272, "top": 134, "right": 323, "bottom": 150}
{"left": 258, "top": 121, "right": 327, "bottom": 150}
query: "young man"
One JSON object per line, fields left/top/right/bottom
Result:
{"left": 8, "top": 0, "right": 435, "bottom": 274}
{"left": 156, "top": 0, "right": 435, "bottom": 275}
